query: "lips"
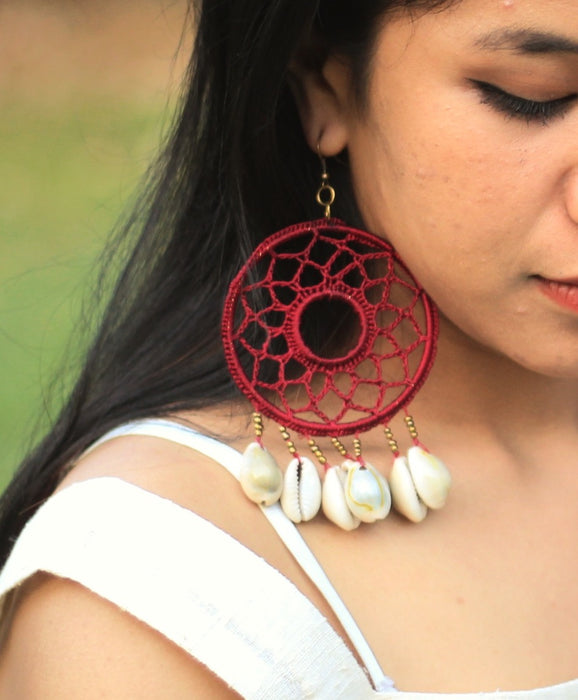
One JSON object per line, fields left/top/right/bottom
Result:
{"left": 536, "top": 276, "right": 578, "bottom": 313}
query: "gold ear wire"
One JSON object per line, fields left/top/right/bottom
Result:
{"left": 315, "top": 143, "right": 335, "bottom": 218}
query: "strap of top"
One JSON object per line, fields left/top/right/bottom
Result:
{"left": 86, "top": 418, "right": 395, "bottom": 693}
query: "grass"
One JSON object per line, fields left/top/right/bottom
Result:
{"left": 0, "top": 94, "right": 171, "bottom": 489}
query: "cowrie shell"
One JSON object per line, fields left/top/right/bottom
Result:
{"left": 281, "top": 456, "right": 322, "bottom": 523}
{"left": 322, "top": 465, "right": 361, "bottom": 531}
{"left": 240, "top": 442, "right": 283, "bottom": 506}
{"left": 406, "top": 446, "right": 451, "bottom": 510}
{"left": 342, "top": 459, "right": 391, "bottom": 523}
{"left": 389, "top": 455, "right": 428, "bottom": 523}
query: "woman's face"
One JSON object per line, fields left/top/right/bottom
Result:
{"left": 315, "top": 0, "right": 578, "bottom": 377}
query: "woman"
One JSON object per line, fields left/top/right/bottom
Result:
{"left": 0, "top": 0, "right": 576, "bottom": 696}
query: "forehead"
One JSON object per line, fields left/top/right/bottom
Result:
{"left": 417, "top": 0, "right": 577, "bottom": 36}
{"left": 376, "top": 0, "right": 578, "bottom": 61}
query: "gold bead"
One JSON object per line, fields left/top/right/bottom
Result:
{"left": 383, "top": 426, "right": 399, "bottom": 454}
{"left": 404, "top": 416, "right": 418, "bottom": 438}
{"left": 307, "top": 438, "right": 327, "bottom": 465}
{"left": 331, "top": 437, "right": 347, "bottom": 457}
{"left": 252, "top": 412, "right": 264, "bottom": 436}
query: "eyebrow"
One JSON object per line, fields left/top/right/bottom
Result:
{"left": 474, "top": 28, "right": 578, "bottom": 55}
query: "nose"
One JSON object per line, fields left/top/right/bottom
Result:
{"left": 566, "top": 167, "right": 578, "bottom": 226}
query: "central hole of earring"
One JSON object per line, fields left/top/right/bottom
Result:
{"left": 298, "top": 295, "right": 363, "bottom": 361}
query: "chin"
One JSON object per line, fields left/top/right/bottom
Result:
{"left": 509, "top": 350, "right": 578, "bottom": 380}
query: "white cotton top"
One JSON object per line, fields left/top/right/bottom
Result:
{"left": 0, "top": 419, "right": 576, "bottom": 699}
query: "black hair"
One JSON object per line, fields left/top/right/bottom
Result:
{"left": 0, "top": 0, "right": 454, "bottom": 566}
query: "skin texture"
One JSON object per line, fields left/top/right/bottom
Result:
{"left": 302, "top": 0, "right": 578, "bottom": 379}
{"left": 1, "top": 1, "right": 578, "bottom": 696}
{"left": 0, "top": 574, "right": 239, "bottom": 699}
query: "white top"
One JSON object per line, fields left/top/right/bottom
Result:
{"left": 0, "top": 419, "right": 576, "bottom": 699}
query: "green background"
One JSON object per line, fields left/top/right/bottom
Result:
{"left": 0, "top": 2, "right": 187, "bottom": 488}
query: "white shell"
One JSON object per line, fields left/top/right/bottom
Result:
{"left": 343, "top": 459, "right": 391, "bottom": 523}
{"left": 388, "top": 455, "right": 428, "bottom": 523}
{"left": 322, "top": 465, "right": 361, "bottom": 531}
{"left": 280, "top": 456, "right": 322, "bottom": 523}
{"left": 407, "top": 446, "right": 451, "bottom": 510}
{"left": 240, "top": 442, "right": 283, "bottom": 506}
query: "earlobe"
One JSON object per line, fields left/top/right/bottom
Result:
{"left": 290, "top": 55, "right": 352, "bottom": 157}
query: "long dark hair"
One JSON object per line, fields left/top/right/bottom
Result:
{"left": 0, "top": 0, "right": 452, "bottom": 566}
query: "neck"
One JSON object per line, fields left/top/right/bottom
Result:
{"left": 409, "top": 315, "right": 578, "bottom": 446}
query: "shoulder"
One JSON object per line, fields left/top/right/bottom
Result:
{"left": 0, "top": 416, "right": 325, "bottom": 697}
{"left": 55, "top": 416, "right": 299, "bottom": 568}
{"left": 53, "top": 415, "right": 335, "bottom": 588}
{"left": 0, "top": 418, "right": 249, "bottom": 697}
{"left": 0, "top": 573, "right": 238, "bottom": 698}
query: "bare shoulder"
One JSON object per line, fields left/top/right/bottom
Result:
{"left": 0, "top": 573, "right": 238, "bottom": 699}
{"left": 0, "top": 418, "right": 254, "bottom": 697}
{"left": 57, "top": 420, "right": 245, "bottom": 527}
{"left": 55, "top": 415, "right": 299, "bottom": 567}
{"left": 0, "top": 416, "right": 331, "bottom": 697}
{"left": 55, "top": 414, "right": 334, "bottom": 589}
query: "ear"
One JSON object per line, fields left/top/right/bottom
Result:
{"left": 290, "top": 55, "right": 352, "bottom": 156}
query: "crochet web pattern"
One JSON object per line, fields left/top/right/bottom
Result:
{"left": 222, "top": 220, "right": 438, "bottom": 437}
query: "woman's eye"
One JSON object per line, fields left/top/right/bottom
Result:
{"left": 470, "top": 79, "right": 577, "bottom": 124}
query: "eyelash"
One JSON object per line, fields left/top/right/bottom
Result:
{"left": 470, "top": 80, "right": 578, "bottom": 124}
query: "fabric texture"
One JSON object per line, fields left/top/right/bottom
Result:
{"left": 84, "top": 419, "right": 393, "bottom": 691}
{"left": 0, "top": 478, "right": 377, "bottom": 699}
{"left": 0, "top": 421, "right": 576, "bottom": 699}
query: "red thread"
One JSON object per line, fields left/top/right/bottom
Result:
{"left": 222, "top": 219, "right": 438, "bottom": 437}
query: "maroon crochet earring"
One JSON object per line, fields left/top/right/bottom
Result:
{"left": 221, "top": 151, "right": 451, "bottom": 529}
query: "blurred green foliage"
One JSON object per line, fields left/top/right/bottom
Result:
{"left": 0, "top": 96, "right": 169, "bottom": 489}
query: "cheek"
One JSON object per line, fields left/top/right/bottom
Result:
{"left": 346, "top": 121, "right": 548, "bottom": 358}
{"left": 350, "top": 110, "right": 536, "bottom": 296}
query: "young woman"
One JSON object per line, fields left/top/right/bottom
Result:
{"left": 0, "top": 0, "right": 577, "bottom": 696}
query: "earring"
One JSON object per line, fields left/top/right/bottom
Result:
{"left": 221, "top": 151, "right": 450, "bottom": 529}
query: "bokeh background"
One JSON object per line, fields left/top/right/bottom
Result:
{"left": 0, "top": 0, "right": 189, "bottom": 488}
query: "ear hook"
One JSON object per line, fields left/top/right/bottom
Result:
{"left": 315, "top": 143, "right": 336, "bottom": 218}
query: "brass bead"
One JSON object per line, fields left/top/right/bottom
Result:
{"left": 252, "top": 412, "right": 264, "bottom": 437}
{"left": 279, "top": 425, "right": 298, "bottom": 457}
{"left": 404, "top": 415, "right": 418, "bottom": 439}
{"left": 383, "top": 426, "right": 399, "bottom": 454}
{"left": 307, "top": 438, "right": 327, "bottom": 465}
{"left": 331, "top": 437, "right": 347, "bottom": 457}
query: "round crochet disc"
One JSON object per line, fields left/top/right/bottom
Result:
{"left": 222, "top": 219, "right": 438, "bottom": 437}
